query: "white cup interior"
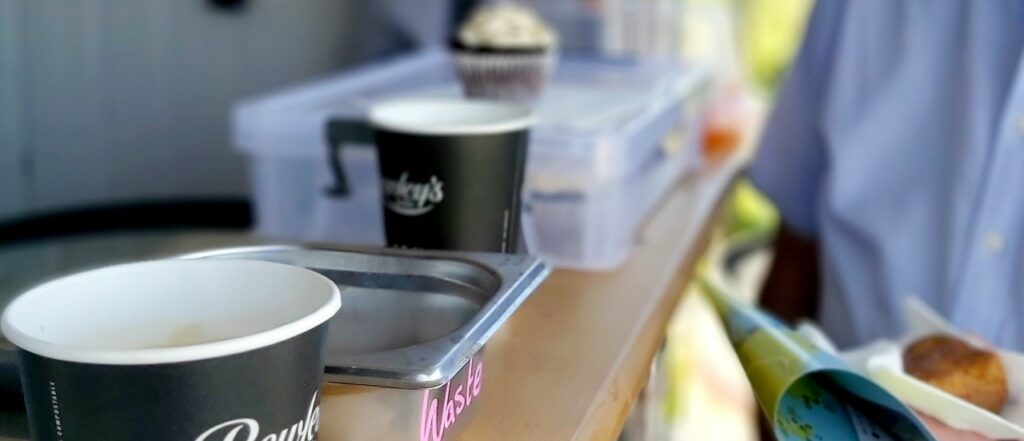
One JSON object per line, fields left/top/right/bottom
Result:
{"left": 368, "top": 98, "right": 534, "bottom": 136}
{"left": 1, "top": 259, "right": 340, "bottom": 365}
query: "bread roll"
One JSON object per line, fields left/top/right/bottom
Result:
{"left": 903, "top": 334, "right": 1007, "bottom": 413}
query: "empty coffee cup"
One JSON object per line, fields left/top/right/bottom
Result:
{"left": 1, "top": 259, "right": 341, "bottom": 441}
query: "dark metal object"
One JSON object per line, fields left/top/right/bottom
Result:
{"left": 0, "top": 200, "right": 252, "bottom": 247}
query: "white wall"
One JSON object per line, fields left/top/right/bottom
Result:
{"left": 0, "top": 0, "right": 369, "bottom": 220}
{"left": 0, "top": 1, "right": 29, "bottom": 220}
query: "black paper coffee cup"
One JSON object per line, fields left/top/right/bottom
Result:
{"left": 368, "top": 99, "right": 533, "bottom": 253}
{"left": 1, "top": 259, "right": 341, "bottom": 441}
{"left": 324, "top": 99, "right": 534, "bottom": 253}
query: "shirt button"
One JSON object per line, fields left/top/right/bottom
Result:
{"left": 984, "top": 232, "right": 1005, "bottom": 253}
{"left": 1017, "top": 117, "right": 1024, "bottom": 135}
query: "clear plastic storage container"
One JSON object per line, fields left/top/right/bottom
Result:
{"left": 233, "top": 49, "right": 707, "bottom": 269}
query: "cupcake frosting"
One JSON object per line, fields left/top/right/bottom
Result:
{"left": 457, "top": 3, "right": 558, "bottom": 50}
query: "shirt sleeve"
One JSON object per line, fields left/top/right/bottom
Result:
{"left": 749, "top": 0, "right": 846, "bottom": 237}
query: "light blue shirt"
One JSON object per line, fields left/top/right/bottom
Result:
{"left": 751, "top": 0, "right": 1024, "bottom": 349}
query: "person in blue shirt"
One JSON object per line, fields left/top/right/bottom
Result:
{"left": 753, "top": 0, "right": 1024, "bottom": 353}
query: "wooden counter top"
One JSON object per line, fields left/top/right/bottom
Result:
{"left": 0, "top": 158, "right": 742, "bottom": 441}
{"left": 452, "top": 158, "right": 742, "bottom": 441}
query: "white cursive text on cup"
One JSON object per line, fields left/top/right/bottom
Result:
{"left": 383, "top": 172, "right": 445, "bottom": 216}
{"left": 195, "top": 391, "right": 321, "bottom": 441}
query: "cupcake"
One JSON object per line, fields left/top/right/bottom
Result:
{"left": 452, "top": 2, "right": 558, "bottom": 104}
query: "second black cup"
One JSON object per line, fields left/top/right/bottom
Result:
{"left": 328, "top": 98, "right": 534, "bottom": 253}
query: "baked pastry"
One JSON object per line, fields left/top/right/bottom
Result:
{"left": 451, "top": 3, "right": 558, "bottom": 104}
{"left": 903, "top": 334, "right": 1008, "bottom": 413}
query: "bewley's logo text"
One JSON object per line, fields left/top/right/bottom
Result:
{"left": 195, "top": 391, "right": 320, "bottom": 441}
{"left": 383, "top": 172, "right": 444, "bottom": 216}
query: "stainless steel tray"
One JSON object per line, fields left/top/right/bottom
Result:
{"left": 0, "top": 246, "right": 547, "bottom": 390}
{"left": 183, "top": 246, "right": 546, "bottom": 389}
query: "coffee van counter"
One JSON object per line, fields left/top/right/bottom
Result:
{"left": 0, "top": 156, "right": 740, "bottom": 440}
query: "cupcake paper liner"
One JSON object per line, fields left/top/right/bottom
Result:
{"left": 453, "top": 50, "right": 557, "bottom": 105}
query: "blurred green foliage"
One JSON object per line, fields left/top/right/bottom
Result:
{"left": 739, "top": 0, "right": 813, "bottom": 94}
{"left": 725, "top": 178, "right": 779, "bottom": 239}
